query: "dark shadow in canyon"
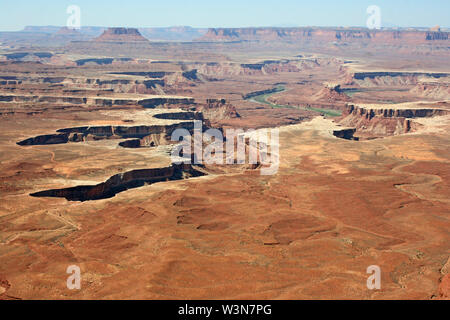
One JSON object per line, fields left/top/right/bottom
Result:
{"left": 30, "top": 164, "right": 206, "bottom": 202}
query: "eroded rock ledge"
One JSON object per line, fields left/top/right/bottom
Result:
{"left": 338, "top": 103, "right": 450, "bottom": 139}
{"left": 345, "top": 104, "right": 449, "bottom": 119}
{"left": 17, "top": 121, "right": 200, "bottom": 146}
{"left": 0, "top": 94, "right": 194, "bottom": 108}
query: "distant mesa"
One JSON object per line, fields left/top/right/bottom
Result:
{"left": 94, "top": 27, "right": 149, "bottom": 42}
{"left": 54, "top": 27, "right": 81, "bottom": 35}
{"left": 197, "top": 27, "right": 450, "bottom": 43}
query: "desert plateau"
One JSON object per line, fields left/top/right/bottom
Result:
{"left": 0, "top": 3, "right": 449, "bottom": 301}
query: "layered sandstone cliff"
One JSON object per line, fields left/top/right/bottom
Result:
{"left": 346, "top": 71, "right": 450, "bottom": 87}
{"left": 338, "top": 103, "right": 449, "bottom": 139}
{"left": 198, "top": 27, "right": 450, "bottom": 44}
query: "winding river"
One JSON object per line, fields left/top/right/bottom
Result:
{"left": 245, "top": 85, "right": 342, "bottom": 117}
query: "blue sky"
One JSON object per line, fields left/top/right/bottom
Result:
{"left": 0, "top": 0, "right": 448, "bottom": 31}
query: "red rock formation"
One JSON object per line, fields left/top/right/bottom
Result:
{"left": 314, "top": 84, "right": 350, "bottom": 103}
{"left": 94, "top": 28, "right": 149, "bottom": 42}
{"left": 196, "top": 99, "right": 240, "bottom": 123}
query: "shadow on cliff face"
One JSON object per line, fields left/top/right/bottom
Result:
{"left": 332, "top": 128, "right": 359, "bottom": 141}
{"left": 16, "top": 122, "right": 198, "bottom": 146}
{"left": 30, "top": 164, "right": 206, "bottom": 202}
{"left": 152, "top": 111, "right": 204, "bottom": 120}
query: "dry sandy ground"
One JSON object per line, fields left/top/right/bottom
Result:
{"left": 0, "top": 113, "right": 448, "bottom": 299}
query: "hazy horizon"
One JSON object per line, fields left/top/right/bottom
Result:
{"left": 9, "top": 24, "right": 450, "bottom": 31}
{"left": 1, "top": 0, "right": 449, "bottom": 32}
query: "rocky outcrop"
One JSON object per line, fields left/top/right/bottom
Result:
{"left": 314, "top": 83, "right": 350, "bottom": 103}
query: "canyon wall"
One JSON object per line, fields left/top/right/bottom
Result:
{"left": 17, "top": 121, "right": 200, "bottom": 146}
{"left": 347, "top": 71, "right": 450, "bottom": 87}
